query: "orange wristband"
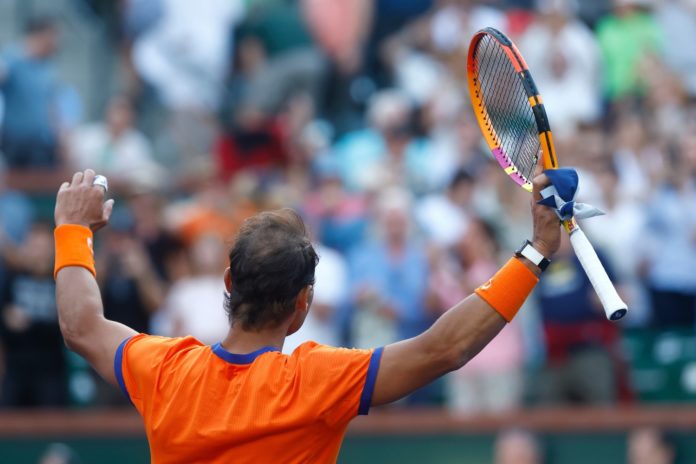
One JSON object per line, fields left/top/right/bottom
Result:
{"left": 54, "top": 224, "right": 96, "bottom": 279}
{"left": 475, "top": 257, "right": 539, "bottom": 322}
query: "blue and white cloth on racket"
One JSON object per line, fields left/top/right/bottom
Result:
{"left": 537, "top": 168, "right": 604, "bottom": 221}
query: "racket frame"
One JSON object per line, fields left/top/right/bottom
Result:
{"left": 468, "top": 27, "right": 558, "bottom": 188}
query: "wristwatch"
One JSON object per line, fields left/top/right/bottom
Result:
{"left": 515, "top": 240, "right": 550, "bottom": 272}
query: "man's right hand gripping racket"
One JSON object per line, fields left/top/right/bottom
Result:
{"left": 466, "top": 27, "right": 628, "bottom": 321}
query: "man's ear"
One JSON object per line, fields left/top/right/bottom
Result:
{"left": 287, "top": 285, "right": 313, "bottom": 336}
{"left": 224, "top": 267, "right": 232, "bottom": 292}
{"left": 295, "top": 285, "right": 313, "bottom": 311}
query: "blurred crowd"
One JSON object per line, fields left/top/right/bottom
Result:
{"left": 493, "top": 427, "right": 679, "bottom": 464}
{"left": 0, "top": 0, "right": 695, "bottom": 412}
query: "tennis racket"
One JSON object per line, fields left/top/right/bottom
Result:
{"left": 466, "top": 27, "right": 628, "bottom": 321}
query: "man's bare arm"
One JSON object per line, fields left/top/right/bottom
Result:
{"left": 55, "top": 169, "right": 136, "bottom": 385}
{"left": 372, "top": 172, "right": 560, "bottom": 406}
{"left": 57, "top": 268, "right": 137, "bottom": 384}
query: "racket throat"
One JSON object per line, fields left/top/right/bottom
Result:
{"left": 562, "top": 218, "right": 578, "bottom": 234}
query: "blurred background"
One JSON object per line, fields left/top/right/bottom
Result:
{"left": 0, "top": 0, "right": 695, "bottom": 462}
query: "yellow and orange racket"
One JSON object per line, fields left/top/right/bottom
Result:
{"left": 467, "top": 27, "right": 628, "bottom": 321}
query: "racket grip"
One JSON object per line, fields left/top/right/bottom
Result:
{"left": 568, "top": 227, "right": 628, "bottom": 321}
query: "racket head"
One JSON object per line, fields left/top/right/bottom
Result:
{"left": 467, "top": 27, "right": 558, "bottom": 191}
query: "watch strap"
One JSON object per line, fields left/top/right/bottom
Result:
{"left": 515, "top": 240, "right": 550, "bottom": 272}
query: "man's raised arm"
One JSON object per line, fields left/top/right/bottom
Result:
{"left": 372, "top": 172, "right": 561, "bottom": 406}
{"left": 54, "top": 169, "right": 137, "bottom": 385}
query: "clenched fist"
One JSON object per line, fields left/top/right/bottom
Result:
{"left": 55, "top": 169, "right": 114, "bottom": 231}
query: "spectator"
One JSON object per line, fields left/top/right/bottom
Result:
{"left": 534, "top": 234, "right": 621, "bottom": 405}
{"left": 227, "top": 0, "right": 325, "bottom": 117}
{"left": 494, "top": 429, "right": 543, "bottom": 464}
{"left": 68, "top": 96, "right": 163, "bottom": 191}
{"left": 132, "top": 0, "right": 245, "bottom": 168}
{"left": 0, "top": 163, "right": 33, "bottom": 338}
{"left": 302, "top": 159, "right": 368, "bottom": 254}
{"left": 519, "top": 0, "right": 602, "bottom": 135}
{"left": 656, "top": 0, "right": 696, "bottom": 97}
{"left": 415, "top": 168, "right": 474, "bottom": 248}
{"left": 303, "top": 0, "right": 372, "bottom": 134}
{"left": 596, "top": 0, "right": 662, "bottom": 101}
{"left": 364, "top": 0, "right": 434, "bottom": 86}
{"left": 420, "top": 89, "right": 487, "bottom": 190}
{"left": 475, "top": 161, "right": 534, "bottom": 251}
{"left": 642, "top": 133, "right": 696, "bottom": 328}
{"left": 346, "top": 188, "right": 429, "bottom": 348}
{"left": 162, "top": 233, "right": 229, "bottom": 345}
{"left": 0, "top": 223, "right": 67, "bottom": 407}
{"left": 642, "top": 57, "right": 689, "bottom": 142}
{"left": 628, "top": 427, "right": 676, "bottom": 464}
{"left": 38, "top": 443, "right": 81, "bottom": 464}
{"left": 333, "top": 89, "right": 432, "bottom": 194}
{"left": 0, "top": 16, "right": 62, "bottom": 168}
{"left": 129, "top": 192, "right": 189, "bottom": 284}
{"left": 133, "top": 0, "right": 244, "bottom": 113}
{"left": 97, "top": 208, "right": 165, "bottom": 335}
{"left": 215, "top": 103, "right": 288, "bottom": 181}
{"left": 610, "top": 111, "right": 655, "bottom": 202}
{"left": 164, "top": 174, "right": 253, "bottom": 246}
{"left": 383, "top": 0, "right": 504, "bottom": 85}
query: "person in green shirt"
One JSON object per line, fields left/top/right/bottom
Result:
{"left": 596, "top": 0, "right": 663, "bottom": 101}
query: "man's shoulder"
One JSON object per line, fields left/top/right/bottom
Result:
{"left": 289, "top": 341, "right": 372, "bottom": 363}
{"left": 129, "top": 333, "right": 206, "bottom": 346}
{"left": 125, "top": 334, "right": 207, "bottom": 361}
{"left": 121, "top": 334, "right": 211, "bottom": 386}
{"left": 288, "top": 341, "right": 348, "bottom": 358}
{"left": 287, "top": 340, "right": 321, "bottom": 357}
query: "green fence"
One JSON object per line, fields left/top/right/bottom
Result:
{"left": 2, "top": 432, "right": 696, "bottom": 464}
{"left": 624, "top": 329, "right": 696, "bottom": 402}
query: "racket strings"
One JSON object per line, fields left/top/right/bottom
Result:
{"left": 481, "top": 43, "right": 537, "bottom": 180}
{"left": 477, "top": 38, "right": 511, "bottom": 147}
{"left": 474, "top": 35, "right": 540, "bottom": 183}
{"left": 478, "top": 37, "right": 538, "bottom": 179}
{"left": 480, "top": 38, "right": 523, "bottom": 154}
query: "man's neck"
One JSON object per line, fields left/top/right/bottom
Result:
{"left": 221, "top": 324, "right": 288, "bottom": 354}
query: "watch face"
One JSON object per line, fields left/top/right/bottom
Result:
{"left": 515, "top": 240, "right": 533, "bottom": 256}
{"left": 515, "top": 241, "right": 549, "bottom": 271}
{"left": 525, "top": 247, "right": 541, "bottom": 265}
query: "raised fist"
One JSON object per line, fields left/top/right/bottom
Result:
{"left": 55, "top": 169, "right": 114, "bottom": 231}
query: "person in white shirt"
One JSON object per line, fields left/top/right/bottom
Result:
{"left": 519, "top": 0, "right": 602, "bottom": 136}
{"left": 69, "top": 96, "right": 163, "bottom": 190}
{"left": 162, "top": 233, "right": 229, "bottom": 345}
{"left": 132, "top": 0, "right": 244, "bottom": 113}
{"left": 415, "top": 168, "right": 474, "bottom": 248}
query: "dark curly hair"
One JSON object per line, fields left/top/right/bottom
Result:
{"left": 224, "top": 208, "right": 318, "bottom": 331}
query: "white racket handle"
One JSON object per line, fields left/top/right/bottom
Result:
{"left": 568, "top": 226, "right": 628, "bottom": 321}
